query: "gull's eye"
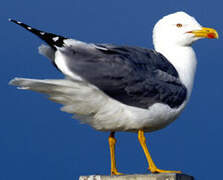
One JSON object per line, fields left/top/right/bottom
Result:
{"left": 176, "top": 23, "right": 183, "bottom": 28}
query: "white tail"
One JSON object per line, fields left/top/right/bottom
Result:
{"left": 9, "top": 78, "right": 108, "bottom": 117}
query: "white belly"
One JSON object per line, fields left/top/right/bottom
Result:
{"left": 82, "top": 97, "right": 187, "bottom": 133}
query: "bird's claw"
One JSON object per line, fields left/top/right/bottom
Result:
{"left": 149, "top": 166, "right": 182, "bottom": 174}
{"left": 111, "top": 170, "right": 124, "bottom": 175}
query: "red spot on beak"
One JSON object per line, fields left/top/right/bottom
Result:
{"left": 207, "top": 33, "right": 216, "bottom": 39}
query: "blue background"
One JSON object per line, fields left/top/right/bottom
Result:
{"left": 1, "top": 0, "right": 222, "bottom": 180}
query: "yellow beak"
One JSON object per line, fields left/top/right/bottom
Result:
{"left": 189, "top": 27, "right": 219, "bottom": 39}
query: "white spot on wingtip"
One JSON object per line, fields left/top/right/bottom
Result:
{"left": 27, "top": 27, "right": 32, "bottom": 30}
{"left": 53, "top": 36, "right": 59, "bottom": 42}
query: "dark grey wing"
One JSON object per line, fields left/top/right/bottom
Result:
{"left": 60, "top": 44, "right": 187, "bottom": 109}
{"left": 9, "top": 19, "right": 187, "bottom": 109}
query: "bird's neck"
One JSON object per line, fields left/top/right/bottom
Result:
{"left": 155, "top": 45, "right": 197, "bottom": 99}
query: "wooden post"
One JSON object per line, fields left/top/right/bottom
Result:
{"left": 79, "top": 173, "right": 194, "bottom": 180}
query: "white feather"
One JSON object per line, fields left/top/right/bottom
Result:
{"left": 54, "top": 50, "right": 84, "bottom": 81}
{"left": 38, "top": 44, "right": 55, "bottom": 60}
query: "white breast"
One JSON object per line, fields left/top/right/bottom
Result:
{"left": 84, "top": 95, "right": 187, "bottom": 132}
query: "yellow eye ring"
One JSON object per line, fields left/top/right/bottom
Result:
{"left": 176, "top": 23, "right": 183, "bottom": 28}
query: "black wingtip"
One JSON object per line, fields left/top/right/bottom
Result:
{"left": 9, "top": 18, "right": 67, "bottom": 50}
{"left": 9, "top": 18, "right": 39, "bottom": 33}
{"left": 9, "top": 18, "right": 20, "bottom": 24}
{"left": 9, "top": 18, "right": 20, "bottom": 25}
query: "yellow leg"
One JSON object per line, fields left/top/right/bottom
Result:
{"left": 138, "top": 129, "right": 181, "bottom": 174}
{"left": 108, "top": 132, "right": 123, "bottom": 175}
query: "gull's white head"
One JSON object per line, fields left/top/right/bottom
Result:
{"left": 153, "top": 11, "right": 218, "bottom": 50}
